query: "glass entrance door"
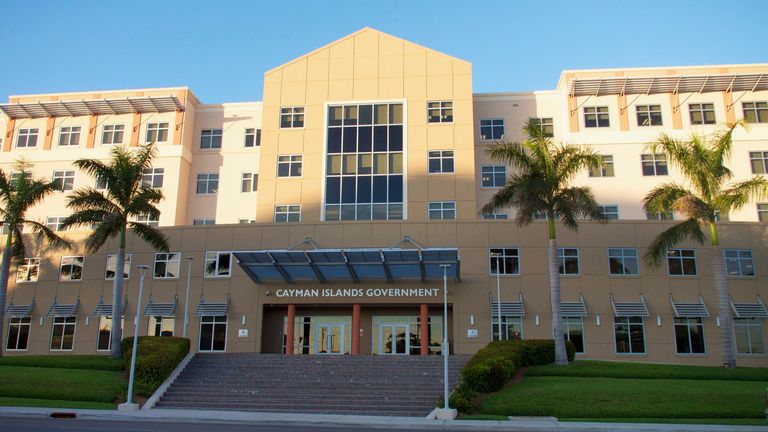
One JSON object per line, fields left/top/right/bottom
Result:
{"left": 379, "top": 323, "right": 410, "bottom": 355}
{"left": 315, "top": 323, "right": 344, "bottom": 354}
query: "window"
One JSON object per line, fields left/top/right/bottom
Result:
{"left": 584, "top": 106, "right": 609, "bottom": 128}
{"left": 52, "top": 170, "right": 75, "bottom": 191}
{"left": 277, "top": 155, "right": 302, "bottom": 177}
{"left": 16, "top": 128, "right": 39, "bottom": 148}
{"left": 636, "top": 105, "right": 663, "bottom": 126}
{"left": 750, "top": 151, "right": 768, "bottom": 174}
{"left": 280, "top": 106, "right": 304, "bottom": 128}
{"left": 59, "top": 256, "right": 84, "bottom": 281}
{"left": 563, "top": 317, "right": 584, "bottom": 354}
{"left": 427, "top": 101, "right": 453, "bottom": 123}
{"left": 599, "top": 205, "right": 619, "bottom": 220}
{"left": 274, "top": 205, "right": 301, "bottom": 223}
{"left": 95, "top": 175, "right": 108, "bottom": 190}
{"left": 734, "top": 318, "right": 764, "bottom": 354}
{"left": 641, "top": 153, "right": 668, "bottom": 176}
{"left": 481, "top": 166, "right": 506, "bottom": 188}
{"left": 689, "top": 103, "right": 716, "bottom": 125}
{"left": 9, "top": 171, "right": 23, "bottom": 187}
{"left": 196, "top": 173, "right": 219, "bottom": 194}
{"left": 667, "top": 249, "right": 697, "bottom": 276}
{"left": 491, "top": 316, "right": 522, "bottom": 341}
{"left": 608, "top": 248, "right": 639, "bottom": 275}
{"left": 46, "top": 216, "right": 66, "bottom": 232}
{"left": 58, "top": 126, "right": 81, "bottom": 146}
{"left": 135, "top": 213, "right": 159, "bottom": 227}
{"left": 146, "top": 122, "right": 169, "bottom": 143}
{"left": 16, "top": 258, "right": 40, "bottom": 282}
{"left": 148, "top": 316, "right": 175, "bottom": 337}
{"left": 154, "top": 252, "right": 181, "bottom": 279}
{"left": 6, "top": 317, "right": 31, "bottom": 350}
{"left": 724, "top": 249, "right": 754, "bottom": 277}
{"left": 97, "top": 316, "right": 123, "bottom": 351}
{"left": 141, "top": 168, "right": 164, "bottom": 189}
{"left": 205, "top": 251, "right": 232, "bottom": 278}
{"left": 674, "top": 317, "right": 706, "bottom": 354}
{"left": 480, "top": 119, "right": 504, "bottom": 140}
{"left": 101, "top": 124, "right": 124, "bottom": 145}
{"left": 105, "top": 254, "right": 131, "bottom": 280}
{"left": 759, "top": 203, "right": 768, "bottom": 222}
{"left": 614, "top": 317, "right": 645, "bottom": 354}
{"left": 489, "top": 248, "right": 519, "bottom": 275}
{"left": 199, "top": 315, "right": 227, "bottom": 351}
{"left": 558, "top": 248, "right": 579, "bottom": 275}
{"left": 428, "top": 201, "right": 456, "bottom": 220}
{"left": 589, "top": 155, "right": 614, "bottom": 178}
{"left": 646, "top": 211, "right": 673, "bottom": 221}
{"left": 193, "top": 219, "right": 215, "bottom": 225}
{"left": 529, "top": 117, "right": 554, "bottom": 137}
{"left": 482, "top": 213, "right": 508, "bottom": 220}
{"left": 238, "top": 219, "right": 256, "bottom": 224}
{"left": 200, "top": 129, "right": 223, "bottom": 149}
{"left": 743, "top": 102, "right": 768, "bottom": 124}
{"left": 241, "top": 173, "right": 258, "bottom": 192}
{"left": 244, "top": 128, "right": 261, "bottom": 147}
{"left": 534, "top": 210, "right": 560, "bottom": 220}
{"left": 428, "top": 150, "right": 455, "bottom": 174}
{"left": 50, "top": 317, "right": 76, "bottom": 351}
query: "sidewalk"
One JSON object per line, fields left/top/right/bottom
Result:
{"left": 0, "top": 406, "right": 766, "bottom": 432}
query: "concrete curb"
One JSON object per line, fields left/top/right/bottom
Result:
{"left": 142, "top": 351, "right": 196, "bottom": 410}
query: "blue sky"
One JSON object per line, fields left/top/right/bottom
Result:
{"left": 1, "top": 0, "right": 766, "bottom": 103}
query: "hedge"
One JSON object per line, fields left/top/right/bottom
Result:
{"left": 121, "top": 336, "right": 190, "bottom": 397}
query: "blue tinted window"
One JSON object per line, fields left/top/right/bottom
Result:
{"left": 328, "top": 128, "right": 341, "bottom": 153}
{"left": 374, "top": 126, "right": 387, "bottom": 152}
{"left": 357, "top": 176, "right": 371, "bottom": 202}
{"left": 388, "top": 175, "right": 403, "bottom": 202}
{"left": 358, "top": 126, "right": 372, "bottom": 152}
{"left": 372, "top": 176, "right": 387, "bottom": 203}
{"left": 389, "top": 125, "right": 402, "bottom": 151}
{"left": 326, "top": 178, "right": 340, "bottom": 204}
{"left": 343, "top": 127, "right": 357, "bottom": 153}
{"left": 341, "top": 177, "right": 356, "bottom": 203}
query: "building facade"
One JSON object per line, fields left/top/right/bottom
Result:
{"left": 1, "top": 28, "right": 767, "bottom": 366}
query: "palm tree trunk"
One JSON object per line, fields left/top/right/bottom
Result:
{"left": 710, "top": 222, "right": 736, "bottom": 368}
{"left": 0, "top": 232, "right": 13, "bottom": 357}
{"left": 548, "top": 218, "right": 568, "bottom": 365}
{"left": 110, "top": 228, "right": 127, "bottom": 358}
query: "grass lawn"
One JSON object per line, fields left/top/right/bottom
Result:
{"left": 0, "top": 397, "right": 115, "bottom": 410}
{"left": 529, "top": 360, "right": 768, "bottom": 381}
{"left": 0, "top": 365, "right": 125, "bottom": 403}
{"left": 0, "top": 355, "right": 123, "bottom": 371}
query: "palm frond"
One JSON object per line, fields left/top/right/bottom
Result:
{"left": 85, "top": 214, "right": 125, "bottom": 254}
{"left": 715, "top": 176, "right": 768, "bottom": 212}
{"left": 642, "top": 183, "right": 691, "bottom": 214}
{"left": 643, "top": 218, "right": 705, "bottom": 267}
{"left": 485, "top": 141, "right": 532, "bottom": 170}
{"left": 10, "top": 225, "right": 25, "bottom": 262}
{"left": 553, "top": 145, "right": 601, "bottom": 182}
{"left": 66, "top": 188, "right": 121, "bottom": 214}
{"left": 128, "top": 222, "right": 169, "bottom": 252}
{"left": 23, "top": 220, "right": 71, "bottom": 251}
{"left": 554, "top": 186, "right": 606, "bottom": 231}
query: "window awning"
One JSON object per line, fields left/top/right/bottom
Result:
{"left": 562, "top": 293, "right": 587, "bottom": 317}
{"left": 570, "top": 73, "right": 766, "bottom": 97}
{"left": 490, "top": 293, "right": 525, "bottom": 317}
{"left": 0, "top": 95, "right": 184, "bottom": 119}
{"left": 46, "top": 297, "right": 79, "bottom": 317}
{"left": 730, "top": 296, "right": 768, "bottom": 318}
{"left": 92, "top": 296, "right": 127, "bottom": 317}
{"left": 233, "top": 247, "right": 460, "bottom": 284}
{"left": 670, "top": 295, "right": 710, "bottom": 318}
{"left": 611, "top": 294, "right": 649, "bottom": 317}
{"left": 196, "top": 295, "right": 230, "bottom": 316}
{"left": 5, "top": 298, "right": 34, "bottom": 318}
{"left": 143, "top": 295, "right": 177, "bottom": 317}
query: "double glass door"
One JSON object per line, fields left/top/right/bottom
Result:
{"left": 379, "top": 323, "right": 410, "bottom": 355}
{"left": 315, "top": 323, "right": 345, "bottom": 354}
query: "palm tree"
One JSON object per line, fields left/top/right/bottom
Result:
{"left": 642, "top": 121, "right": 767, "bottom": 368}
{"left": 482, "top": 123, "right": 606, "bottom": 365}
{"left": 0, "top": 161, "right": 70, "bottom": 357}
{"left": 61, "top": 144, "right": 169, "bottom": 358}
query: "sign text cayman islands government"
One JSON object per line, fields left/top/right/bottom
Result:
{"left": 274, "top": 288, "right": 439, "bottom": 298}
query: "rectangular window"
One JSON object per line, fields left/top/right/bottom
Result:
{"left": 534, "top": 210, "right": 560, "bottom": 220}
{"left": 428, "top": 150, "right": 455, "bottom": 174}
{"left": 480, "top": 118, "right": 505, "bottom": 140}
{"left": 200, "top": 129, "right": 223, "bottom": 149}
{"left": 101, "top": 124, "right": 124, "bottom": 145}
{"left": 529, "top": 117, "right": 554, "bottom": 137}
{"left": 481, "top": 166, "right": 506, "bottom": 188}
{"left": 141, "top": 168, "right": 164, "bottom": 189}
{"left": 244, "top": 128, "right": 261, "bottom": 147}
{"left": 196, "top": 173, "right": 219, "bottom": 194}
{"left": 636, "top": 105, "right": 663, "bottom": 126}
{"left": 427, "top": 101, "right": 453, "bottom": 123}
{"left": 241, "top": 173, "right": 258, "bottom": 192}
{"left": 759, "top": 203, "right": 768, "bottom": 222}
{"left": 667, "top": 249, "right": 697, "bottom": 276}
{"left": 199, "top": 315, "right": 227, "bottom": 351}
{"left": 97, "top": 316, "right": 123, "bottom": 351}
{"left": 50, "top": 316, "right": 76, "bottom": 351}
{"left": 724, "top": 249, "right": 754, "bottom": 277}
{"left": 105, "top": 254, "right": 131, "bottom": 280}
{"left": 274, "top": 205, "right": 301, "bottom": 223}
{"left": 428, "top": 201, "right": 456, "bottom": 220}
{"left": 7, "top": 317, "right": 31, "bottom": 351}
{"left": 148, "top": 316, "right": 175, "bottom": 337}
{"left": 734, "top": 318, "right": 764, "bottom": 354}
{"left": 146, "top": 122, "right": 169, "bottom": 143}
{"left": 589, "top": 155, "right": 614, "bottom": 178}
{"left": 59, "top": 256, "right": 84, "bottom": 281}
{"left": 238, "top": 219, "right": 256, "bottom": 224}
{"left": 280, "top": 106, "right": 305, "bottom": 128}
{"left": 599, "top": 205, "right": 619, "bottom": 220}
{"left": 52, "top": 170, "right": 75, "bottom": 191}
{"left": 614, "top": 316, "right": 645, "bottom": 354}
{"left": 16, "top": 128, "right": 39, "bottom": 148}
{"left": 482, "top": 213, "right": 508, "bottom": 220}
{"left": 16, "top": 258, "right": 40, "bottom": 283}
{"left": 135, "top": 213, "right": 159, "bottom": 227}
{"left": 646, "top": 211, "right": 674, "bottom": 221}
{"left": 558, "top": 248, "right": 579, "bottom": 275}
{"left": 277, "top": 155, "right": 302, "bottom": 177}
{"left": 689, "top": 103, "right": 716, "bottom": 125}
{"left": 750, "top": 151, "right": 768, "bottom": 174}
{"left": 641, "top": 153, "right": 668, "bottom": 176}
{"left": 205, "top": 251, "right": 232, "bottom": 278}
{"left": 563, "top": 317, "right": 584, "bottom": 354}
{"left": 95, "top": 175, "right": 108, "bottom": 190}
{"left": 58, "top": 126, "right": 81, "bottom": 146}
{"left": 46, "top": 216, "right": 66, "bottom": 232}
{"left": 584, "top": 106, "right": 609, "bottom": 128}
{"left": 491, "top": 316, "right": 522, "bottom": 341}
{"left": 608, "top": 248, "right": 639, "bottom": 275}
{"left": 743, "top": 102, "right": 768, "bottom": 124}
{"left": 193, "top": 219, "right": 215, "bottom": 225}
{"left": 674, "top": 317, "right": 706, "bottom": 354}
{"left": 489, "top": 248, "right": 519, "bottom": 275}
{"left": 154, "top": 252, "right": 181, "bottom": 279}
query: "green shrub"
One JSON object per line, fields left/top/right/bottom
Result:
{"left": 437, "top": 384, "right": 478, "bottom": 414}
{"left": 121, "top": 337, "right": 190, "bottom": 397}
{"left": 463, "top": 355, "right": 517, "bottom": 393}
{"left": 518, "top": 339, "right": 577, "bottom": 365}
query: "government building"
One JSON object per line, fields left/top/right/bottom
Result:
{"left": 1, "top": 28, "right": 767, "bottom": 366}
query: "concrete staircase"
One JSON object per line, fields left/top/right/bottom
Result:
{"left": 155, "top": 353, "right": 470, "bottom": 416}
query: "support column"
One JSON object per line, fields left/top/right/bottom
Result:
{"left": 285, "top": 304, "right": 296, "bottom": 355}
{"left": 420, "top": 303, "right": 429, "bottom": 356}
{"left": 351, "top": 304, "right": 361, "bottom": 355}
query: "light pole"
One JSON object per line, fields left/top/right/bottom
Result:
{"left": 496, "top": 270, "right": 502, "bottom": 340}
{"left": 120, "top": 264, "right": 149, "bottom": 411}
{"left": 183, "top": 256, "right": 194, "bottom": 338}
{"left": 440, "top": 264, "right": 450, "bottom": 411}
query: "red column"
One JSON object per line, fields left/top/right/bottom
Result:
{"left": 420, "top": 303, "right": 429, "bottom": 356}
{"left": 351, "top": 304, "right": 361, "bottom": 355}
{"left": 285, "top": 304, "right": 296, "bottom": 355}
